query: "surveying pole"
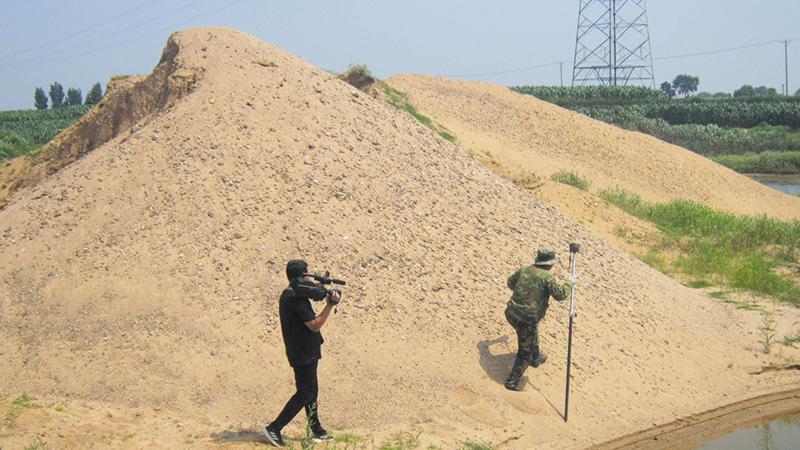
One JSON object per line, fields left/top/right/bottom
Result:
{"left": 564, "top": 243, "right": 580, "bottom": 422}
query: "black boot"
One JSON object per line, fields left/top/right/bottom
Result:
{"left": 504, "top": 356, "right": 527, "bottom": 391}
{"left": 530, "top": 352, "right": 547, "bottom": 368}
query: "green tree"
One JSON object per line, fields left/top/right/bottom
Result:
{"left": 712, "top": 92, "right": 732, "bottom": 98}
{"left": 34, "top": 87, "right": 48, "bottom": 110}
{"left": 85, "top": 82, "right": 103, "bottom": 105}
{"left": 734, "top": 84, "right": 756, "bottom": 97}
{"left": 660, "top": 81, "right": 675, "bottom": 99}
{"left": 49, "top": 82, "right": 65, "bottom": 108}
{"left": 796, "top": 87, "right": 800, "bottom": 96}
{"left": 754, "top": 86, "right": 778, "bottom": 97}
{"left": 66, "top": 87, "right": 82, "bottom": 106}
{"left": 672, "top": 74, "right": 700, "bottom": 96}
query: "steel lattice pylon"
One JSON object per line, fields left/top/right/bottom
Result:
{"left": 572, "top": 0, "right": 655, "bottom": 87}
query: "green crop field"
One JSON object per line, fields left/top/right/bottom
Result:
{"left": 573, "top": 100, "right": 800, "bottom": 128}
{"left": 512, "top": 85, "right": 800, "bottom": 174}
{"left": 511, "top": 85, "right": 661, "bottom": 102}
{"left": 0, "top": 106, "right": 89, "bottom": 162}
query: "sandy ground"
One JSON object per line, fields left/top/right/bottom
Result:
{"left": 1, "top": 28, "right": 800, "bottom": 449}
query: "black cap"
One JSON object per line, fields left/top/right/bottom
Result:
{"left": 286, "top": 259, "right": 308, "bottom": 280}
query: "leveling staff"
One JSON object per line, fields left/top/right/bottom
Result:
{"left": 264, "top": 259, "right": 341, "bottom": 447}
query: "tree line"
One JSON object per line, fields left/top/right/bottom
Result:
{"left": 660, "top": 75, "right": 799, "bottom": 99}
{"left": 34, "top": 82, "right": 103, "bottom": 110}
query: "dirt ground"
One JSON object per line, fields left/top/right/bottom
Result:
{"left": 1, "top": 28, "right": 800, "bottom": 449}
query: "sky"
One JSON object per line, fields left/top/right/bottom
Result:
{"left": 1, "top": 0, "right": 799, "bottom": 110}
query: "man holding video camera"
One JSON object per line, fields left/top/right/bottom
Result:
{"left": 264, "top": 259, "right": 342, "bottom": 447}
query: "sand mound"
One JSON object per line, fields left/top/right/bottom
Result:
{"left": 0, "top": 38, "right": 198, "bottom": 208}
{"left": 386, "top": 75, "right": 800, "bottom": 221}
{"left": 1, "top": 29, "right": 799, "bottom": 449}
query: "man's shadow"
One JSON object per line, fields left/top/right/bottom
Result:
{"left": 210, "top": 429, "right": 266, "bottom": 444}
{"left": 477, "top": 335, "right": 517, "bottom": 384}
{"left": 478, "top": 335, "right": 565, "bottom": 419}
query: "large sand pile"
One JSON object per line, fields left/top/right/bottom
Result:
{"left": 1, "top": 29, "right": 799, "bottom": 449}
{"left": 386, "top": 75, "right": 800, "bottom": 221}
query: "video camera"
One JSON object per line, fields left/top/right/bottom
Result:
{"left": 302, "top": 271, "right": 346, "bottom": 304}
{"left": 303, "top": 271, "right": 346, "bottom": 287}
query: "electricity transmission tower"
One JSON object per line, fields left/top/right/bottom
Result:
{"left": 572, "top": 0, "right": 655, "bottom": 87}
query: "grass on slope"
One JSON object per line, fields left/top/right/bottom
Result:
{"left": 550, "top": 170, "right": 590, "bottom": 190}
{"left": 337, "top": 65, "right": 456, "bottom": 144}
{"left": 600, "top": 189, "right": 800, "bottom": 306}
{"left": 381, "top": 83, "right": 456, "bottom": 143}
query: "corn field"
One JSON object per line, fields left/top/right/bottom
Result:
{"left": 511, "top": 85, "right": 662, "bottom": 102}
{"left": 575, "top": 102, "right": 800, "bottom": 128}
{"left": 0, "top": 106, "right": 89, "bottom": 144}
{"left": 0, "top": 106, "right": 89, "bottom": 162}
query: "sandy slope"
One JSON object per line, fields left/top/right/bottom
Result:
{"left": 386, "top": 75, "right": 800, "bottom": 221}
{"left": 1, "top": 29, "right": 799, "bottom": 449}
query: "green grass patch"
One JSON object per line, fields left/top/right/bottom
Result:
{"left": 378, "top": 430, "right": 421, "bottom": 450}
{"left": 685, "top": 279, "right": 714, "bottom": 288}
{"left": 4, "top": 394, "right": 40, "bottom": 429}
{"left": 23, "top": 438, "right": 48, "bottom": 450}
{"left": 346, "top": 64, "right": 372, "bottom": 78}
{"left": 711, "top": 151, "right": 800, "bottom": 174}
{"left": 638, "top": 248, "right": 669, "bottom": 273}
{"left": 329, "top": 432, "right": 370, "bottom": 449}
{"left": 782, "top": 335, "right": 800, "bottom": 347}
{"left": 381, "top": 84, "right": 456, "bottom": 143}
{"left": 782, "top": 323, "right": 800, "bottom": 347}
{"left": 550, "top": 170, "right": 590, "bottom": 190}
{"left": 600, "top": 189, "right": 800, "bottom": 306}
{"left": 461, "top": 441, "right": 493, "bottom": 450}
{"left": 708, "top": 290, "right": 733, "bottom": 299}
{"left": 722, "top": 298, "right": 764, "bottom": 311}
{"left": 11, "top": 394, "right": 39, "bottom": 409}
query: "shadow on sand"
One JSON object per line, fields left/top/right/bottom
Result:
{"left": 211, "top": 429, "right": 266, "bottom": 444}
{"left": 477, "top": 335, "right": 515, "bottom": 385}
{"left": 477, "top": 335, "right": 565, "bottom": 419}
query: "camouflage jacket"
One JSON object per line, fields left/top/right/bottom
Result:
{"left": 506, "top": 265, "right": 570, "bottom": 323}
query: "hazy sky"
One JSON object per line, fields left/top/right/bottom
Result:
{"left": 1, "top": 0, "right": 799, "bottom": 110}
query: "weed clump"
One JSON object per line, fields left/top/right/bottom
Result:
{"left": 340, "top": 64, "right": 375, "bottom": 90}
{"left": 550, "top": 170, "right": 590, "bottom": 190}
{"left": 759, "top": 310, "right": 778, "bottom": 353}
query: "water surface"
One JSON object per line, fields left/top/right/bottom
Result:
{"left": 695, "top": 412, "right": 800, "bottom": 449}
{"left": 747, "top": 174, "right": 800, "bottom": 196}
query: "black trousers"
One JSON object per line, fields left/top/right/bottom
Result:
{"left": 269, "top": 360, "right": 323, "bottom": 433}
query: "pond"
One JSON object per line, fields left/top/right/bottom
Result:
{"left": 747, "top": 174, "right": 800, "bottom": 196}
{"left": 694, "top": 411, "right": 800, "bottom": 449}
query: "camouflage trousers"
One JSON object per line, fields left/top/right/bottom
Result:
{"left": 504, "top": 308, "right": 541, "bottom": 387}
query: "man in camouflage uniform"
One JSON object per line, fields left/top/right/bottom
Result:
{"left": 504, "top": 247, "right": 571, "bottom": 391}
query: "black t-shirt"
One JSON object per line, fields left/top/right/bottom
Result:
{"left": 278, "top": 283, "right": 326, "bottom": 367}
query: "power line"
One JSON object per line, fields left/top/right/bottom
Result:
{"left": 654, "top": 39, "right": 783, "bottom": 61}
{"left": 0, "top": 0, "right": 247, "bottom": 69}
{"left": 0, "top": 0, "right": 212, "bottom": 67}
{"left": 0, "top": 0, "right": 161, "bottom": 63}
{"left": 438, "top": 38, "right": 799, "bottom": 79}
{"left": 437, "top": 61, "right": 565, "bottom": 78}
